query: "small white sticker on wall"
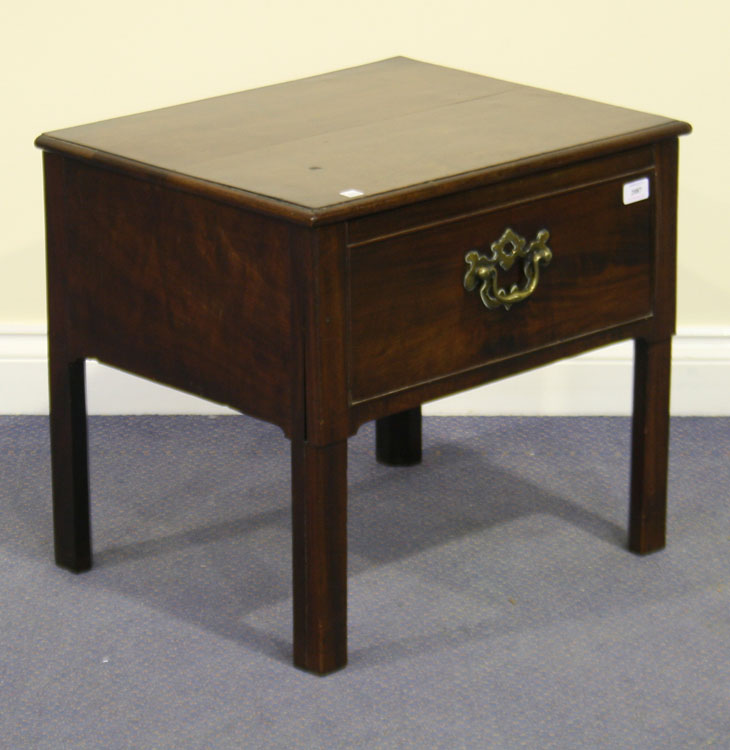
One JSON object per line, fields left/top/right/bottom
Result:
{"left": 339, "top": 189, "right": 364, "bottom": 199}
{"left": 623, "top": 177, "right": 650, "bottom": 205}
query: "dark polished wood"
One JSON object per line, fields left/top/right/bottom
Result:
{"left": 630, "top": 338, "right": 672, "bottom": 554}
{"left": 61, "top": 157, "right": 296, "bottom": 433}
{"left": 48, "top": 355, "right": 91, "bottom": 572}
{"left": 376, "top": 407, "right": 423, "bottom": 466}
{"left": 349, "top": 163, "right": 652, "bottom": 402}
{"left": 37, "top": 58, "right": 690, "bottom": 674}
{"left": 44, "top": 153, "right": 92, "bottom": 572}
{"left": 291, "top": 438, "right": 348, "bottom": 673}
{"left": 36, "top": 58, "right": 688, "bottom": 225}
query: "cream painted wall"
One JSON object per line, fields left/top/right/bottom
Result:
{"left": 2, "top": 0, "right": 727, "bottom": 327}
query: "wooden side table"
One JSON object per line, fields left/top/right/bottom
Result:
{"left": 36, "top": 58, "right": 690, "bottom": 674}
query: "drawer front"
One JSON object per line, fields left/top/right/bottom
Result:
{"left": 348, "top": 175, "right": 653, "bottom": 403}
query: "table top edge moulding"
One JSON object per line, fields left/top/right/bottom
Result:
{"left": 35, "top": 57, "right": 691, "bottom": 225}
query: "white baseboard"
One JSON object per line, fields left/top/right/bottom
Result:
{"left": 1, "top": 325, "right": 728, "bottom": 416}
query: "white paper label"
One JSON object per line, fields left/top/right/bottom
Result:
{"left": 339, "top": 189, "right": 364, "bottom": 199}
{"left": 623, "top": 177, "right": 650, "bottom": 205}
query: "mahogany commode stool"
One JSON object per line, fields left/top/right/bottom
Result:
{"left": 36, "top": 58, "right": 691, "bottom": 674}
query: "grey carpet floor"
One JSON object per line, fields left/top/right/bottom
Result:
{"left": 1, "top": 416, "right": 728, "bottom": 749}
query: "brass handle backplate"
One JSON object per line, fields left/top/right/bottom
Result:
{"left": 464, "top": 228, "right": 552, "bottom": 311}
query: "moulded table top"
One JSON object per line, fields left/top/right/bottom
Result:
{"left": 36, "top": 57, "right": 691, "bottom": 222}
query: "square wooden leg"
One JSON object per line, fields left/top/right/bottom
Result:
{"left": 375, "top": 406, "right": 422, "bottom": 466}
{"left": 629, "top": 338, "right": 671, "bottom": 555}
{"left": 49, "top": 355, "right": 92, "bottom": 572}
{"left": 291, "top": 438, "right": 348, "bottom": 674}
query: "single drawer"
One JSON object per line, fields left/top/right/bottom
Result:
{"left": 348, "top": 172, "right": 654, "bottom": 403}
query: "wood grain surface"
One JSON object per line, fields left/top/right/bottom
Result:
{"left": 36, "top": 58, "right": 690, "bottom": 221}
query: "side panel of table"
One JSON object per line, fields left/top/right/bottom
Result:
{"left": 46, "top": 153, "right": 299, "bottom": 433}
{"left": 42, "top": 152, "right": 305, "bottom": 572}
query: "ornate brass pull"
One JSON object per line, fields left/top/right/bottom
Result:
{"left": 464, "top": 228, "right": 552, "bottom": 310}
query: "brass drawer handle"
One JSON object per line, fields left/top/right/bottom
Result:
{"left": 464, "top": 228, "right": 552, "bottom": 310}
